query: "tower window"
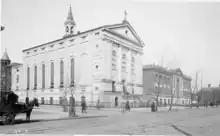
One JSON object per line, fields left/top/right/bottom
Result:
{"left": 125, "top": 30, "right": 128, "bottom": 35}
{"left": 96, "top": 65, "right": 99, "bottom": 69}
{"left": 71, "top": 26, "right": 73, "bottom": 34}
{"left": 66, "top": 26, "right": 69, "bottom": 32}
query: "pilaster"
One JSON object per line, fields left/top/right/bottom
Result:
{"left": 117, "top": 45, "right": 122, "bottom": 82}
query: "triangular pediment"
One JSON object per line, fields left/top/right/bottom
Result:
{"left": 104, "top": 23, "right": 144, "bottom": 46}
{"left": 176, "top": 68, "right": 183, "bottom": 76}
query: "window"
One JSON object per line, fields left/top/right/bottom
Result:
{"left": 112, "top": 50, "right": 117, "bottom": 70}
{"left": 112, "top": 81, "right": 116, "bottom": 92}
{"left": 50, "top": 62, "right": 54, "bottom": 88}
{"left": 70, "top": 26, "right": 73, "bottom": 34}
{"left": 70, "top": 58, "right": 75, "bottom": 86}
{"left": 16, "top": 75, "right": 19, "bottom": 84}
{"left": 96, "top": 44, "right": 99, "bottom": 48}
{"left": 125, "top": 30, "right": 128, "bottom": 35}
{"left": 60, "top": 60, "right": 64, "bottom": 88}
{"left": 121, "top": 54, "right": 127, "bottom": 73}
{"left": 42, "top": 64, "right": 45, "bottom": 89}
{"left": 66, "top": 26, "right": 69, "bottom": 32}
{"left": 34, "top": 65, "right": 37, "bottom": 89}
{"left": 131, "top": 56, "right": 135, "bottom": 75}
{"left": 27, "top": 67, "right": 30, "bottom": 90}
{"left": 96, "top": 65, "right": 99, "bottom": 69}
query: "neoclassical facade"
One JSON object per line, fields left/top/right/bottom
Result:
{"left": 17, "top": 6, "right": 144, "bottom": 104}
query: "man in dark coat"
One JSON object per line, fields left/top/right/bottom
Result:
{"left": 69, "top": 96, "right": 76, "bottom": 117}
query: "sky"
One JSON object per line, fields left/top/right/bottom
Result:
{"left": 1, "top": 0, "right": 220, "bottom": 87}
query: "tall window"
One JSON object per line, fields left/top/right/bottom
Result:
{"left": 70, "top": 58, "right": 75, "bottom": 86}
{"left": 42, "top": 64, "right": 45, "bottom": 89}
{"left": 60, "top": 60, "right": 64, "bottom": 87}
{"left": 50, "top": 62, "right": 54, "bottom": 88}
{"left": 131, "top": 56, "right": 135, "bottom": 74}
{"left": 112, "top": 50, "right": 117, "bottom": 71}
{"left": 16, "top": 75, "right": 19, "bottom": 84}
{"left": 34, "top": 65, "right": 37, "bottom": 89}
{"left": 27, "top": 67, "right": 30, "bottom": 90}
{"left": 121, "top": 54, "right": 127, "bottom": 73}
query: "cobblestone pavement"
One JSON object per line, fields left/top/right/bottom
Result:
{"left": 0, "top": 106, "right": 219, "bottom": 135}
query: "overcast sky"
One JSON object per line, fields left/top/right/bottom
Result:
{"left": 1, "top": 0, "right": 220, "bottom": 87}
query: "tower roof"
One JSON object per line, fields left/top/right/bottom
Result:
{"left": 1, "top": 50, "right": 10, "bottom": 60}
{"left": 64, "top": 5, "right": 76, "bottom": 26}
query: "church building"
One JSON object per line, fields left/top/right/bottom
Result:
{"left": 15, "top": 6, "right": 145, "bottom": 105}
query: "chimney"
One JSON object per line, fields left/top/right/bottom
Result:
{"left": 208, "top": 84, "right": 211, "bottom": 88}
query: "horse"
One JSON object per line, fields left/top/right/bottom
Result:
{"left": 24, "top": 98, "right": 39, "bottom": 121}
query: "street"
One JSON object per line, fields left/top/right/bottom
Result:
{"left": 0, "top": 106, "right": 220, "bottom": 135}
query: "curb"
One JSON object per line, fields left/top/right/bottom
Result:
{"left": 39, "top": 115, "right": 108, "bottom": 122}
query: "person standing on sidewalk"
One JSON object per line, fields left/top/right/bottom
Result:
{"left": 69, "top": 96, "right": 76, "bottom": 117}
{"left": 96, "top": 99, "right": 100, "bottom": 110}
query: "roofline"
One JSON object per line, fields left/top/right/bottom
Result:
{"left": 22, "top": 22, "right": 145, "bottom": 52}
{"left": 22, "top": 26, "right": 104, "bottom": 52}
{"left": 104, "top": 29, "right": 143, "bottom": 47}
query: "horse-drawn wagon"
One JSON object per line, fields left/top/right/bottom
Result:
{"left": 0, "top": 91, "right": 39, "bottom": 125}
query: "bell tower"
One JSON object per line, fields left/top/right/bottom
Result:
{"left": 64, "top": 5, "right": 76, "bottom": 37}
{"left": 0, "top": 49, "right": 11, "bottom": 91}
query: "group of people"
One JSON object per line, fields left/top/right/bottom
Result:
{"left": 61, "top": 96, "right": 88, "bottom": 117}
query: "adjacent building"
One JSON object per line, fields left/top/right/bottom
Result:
{"left": 16, "top": 6, "right": 144, "bottom": 105}
{"left": 197, "top": 84, "right": 220, "bottom": 105}
{"left": 143, "top": 64, "right": 192, "bottom": 105}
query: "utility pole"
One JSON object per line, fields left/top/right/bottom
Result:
{"left": 195, "top": 71, "right": 199, "bottom": 107}
{"left": 161, "top": 56, "right": 164, "bottom": 67}
{"left": 200, "top": 71, "right": 203, "bottom": 104}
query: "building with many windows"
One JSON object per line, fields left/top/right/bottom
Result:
{"left": 143, "top": 64, "right": 192, "bottom": 105}
{"left": 14, "top": 6, "right": 144, "bottom": 105}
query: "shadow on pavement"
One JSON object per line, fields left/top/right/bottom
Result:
{"left": 0, "top": 115, "right": 108, "bottom": 126}
{"left": 0, "top": 119, "right": 41, "bottom": 125}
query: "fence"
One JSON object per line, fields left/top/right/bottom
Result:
{"left": 39, "top": 99, "right": 193, "bottom": 108}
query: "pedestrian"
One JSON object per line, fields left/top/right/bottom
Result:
{"left": 69, "top": 96, "right": 76, "bottom": 117}
{"left": 96, "top": 99, "right": 100, "bottom": 110}
{"left": 81, "top": 96, "right": 87, "bottom": 113}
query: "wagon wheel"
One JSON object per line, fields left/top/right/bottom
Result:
{"left": 2, "top": 114, "right": 15, "bottom": 125}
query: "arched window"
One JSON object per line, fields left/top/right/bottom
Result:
{"left": 42, "top": 64, "right": 45, "bottom": 89}
{"left": 34, "top": 65, "right": 37, "bottom": 89}
{"left": 27, "top": 67, "right": 30, "bottom": 90}
{"left": 66, "top": 26, "right": 69, "bottom": 32}
{"left": 70, "top": 26, "right": 73, "bottom": 34}
{"left": 60, "top": 60, "right": 64, "bottom": 87}
{"left": 70, "top": 58, "right": 75, "bottom": 86}
{"left": 50, "top": 62, "right": 54, "bottom": 88}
